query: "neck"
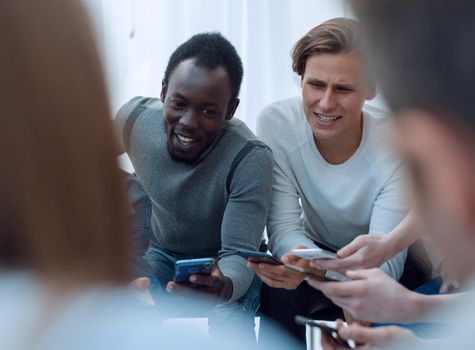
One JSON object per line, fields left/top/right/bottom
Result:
{"left": 315, "top": 114, "right": 363, "bottom": 164}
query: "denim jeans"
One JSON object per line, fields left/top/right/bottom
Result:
{"left": 125, "top": 173, "right": 260, "bottom": 344}
{"left": 124, "top": 172, "right": 153, "bottom": 277}
{"left": 144, "top": 245, "right": 261, "bottom": 345}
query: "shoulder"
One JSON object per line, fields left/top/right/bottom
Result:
{"left": 256, "top": 97, "right": 307, "bottom": 157}
{"left": 362, "top": 104, "right": 394, "bottom": 152}
{"left": 114, "top": 96, "right": 162, "bottom": 152}
{"left": 228, "top": 119, "right": 273, "bottom": 163}
{"left": 257, "top": 96, "right": 304, "bottom": 133}
{"left": 115, "top": 96, "right": 159, "bottom": 121}
{"left": 361, "top": 104, "right": 403, "bottom": 177}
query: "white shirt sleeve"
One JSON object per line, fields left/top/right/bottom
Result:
{"left": 369, "top": 163, "right": 409, "bottom": 279}
{"left": 257, "top": 104, "right": 318, "bottom": 258}
{"left": 266, "top": 160, "right": 319, "bottom": 258}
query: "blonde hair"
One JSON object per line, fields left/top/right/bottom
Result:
{"left": 292, "top": 17, "right": 363, "bottom": 76}
{"left": 0, "top": 0, "right": 130, "bottom": 284}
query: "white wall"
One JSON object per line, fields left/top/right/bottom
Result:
{"left": 82, "top": 0, "right": 389, "bottom": 171}
{"left": 83, "top": 0, "right": 356, "bottom": 126}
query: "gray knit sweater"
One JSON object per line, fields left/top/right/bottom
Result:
{"left": 115, "top": 97, "right": 273, "bottom": 301}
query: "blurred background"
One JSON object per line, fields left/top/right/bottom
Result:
{"left": 82, "top": 0, "right": 386, "bottom": 170}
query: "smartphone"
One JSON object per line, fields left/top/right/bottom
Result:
{"left": 234, "top": 249, "right": 282, "bottom": 265}
{"left": 325, "top": 270, "right": 349, "bottom": 282}
{"left": 291, "top": 248, "right": 337, "bottom": 260}
{"left": 284, "top": 263, "right": 333, "bottom": 282}
{"left": 174, "top": 258, "right": 214, "bottom": 284}
{"left": 294, "top": 315, "right": 352, "bottom": 348}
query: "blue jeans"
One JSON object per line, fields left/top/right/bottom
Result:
{"left": 125, "top": 173, "right": 260, "bottom": 343}
{"left": 144, "top": 245, "right": 261, "bottom": 344}
{"left": 124, "top": 172, "right": 153, "bottom": 277}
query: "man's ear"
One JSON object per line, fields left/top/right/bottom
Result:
{"left": 160, "top": 80, "right": 167, "bottom": 103}
{"left": 225, "top": 98, "right": 240, "bottom": 121}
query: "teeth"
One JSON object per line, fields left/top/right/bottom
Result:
{"left": 317, "top": 114, "right": 339, "bottom": 123}
{"left": 176, "top": 133, "right": 196, "bottom": 144}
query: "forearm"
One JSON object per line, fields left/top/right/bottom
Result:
{"left": 380, "top": 249, "right": 407, "bottom": 280}
{"left": 411, "top": 292, "right": 465, "bottom": 322}
{"left": 384, "top": 211, "right": 420, "bottom": 258}
{"left": 218, "top": 255, "right": 254, "bottom": 302}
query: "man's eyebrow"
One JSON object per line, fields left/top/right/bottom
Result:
{"left": 335, "top": 83, "right": 356, "bottom": 90}
{"left": 307, "top": 78, "right": 326, "bottom": 85}
{"left": 169, "top": 92, "right": 187, "bottom": 99}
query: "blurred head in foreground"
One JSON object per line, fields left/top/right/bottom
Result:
{"left": 0, "top": 2, "right": 298, "bottom": 349}
{"left": 0, "top": 0, "right": 130, "bottom": 286}
{"left": 352, "top": 0, "right": 475, "bottom": 281}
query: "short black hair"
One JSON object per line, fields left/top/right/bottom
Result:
{"left": 163, "top": 32, "right": 243, "bottom": 101}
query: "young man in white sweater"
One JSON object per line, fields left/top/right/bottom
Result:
{"left": 248, "top": 18, "right": 409, "bottom": 347}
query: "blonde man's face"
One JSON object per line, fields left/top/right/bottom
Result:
{"left": 300, "top": 53, "right": 374, "bottom": 144}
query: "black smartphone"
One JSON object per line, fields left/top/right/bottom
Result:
{"left": 234, "top": 249, "right": 282, "bottom": 265}
{"left": 294, "top": 315, "right": 352, "bottom": 348}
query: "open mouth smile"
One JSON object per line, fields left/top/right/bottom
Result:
{"left": 174, "top": 131, "right": 198, "bottom": 146}
{"left": 315, "top": 113, "right": 342, "bottom": 125}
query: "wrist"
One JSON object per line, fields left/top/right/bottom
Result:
{"left": 383, "top": 233, "right": 400, "bottom": 260}
{"left": 404, "top": 291, "right": 428, "bottom": 322}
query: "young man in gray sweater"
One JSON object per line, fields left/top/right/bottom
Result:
{"left": 114, "top": 33, "right": 273, "bottom": 341}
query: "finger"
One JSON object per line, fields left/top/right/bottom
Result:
{"left": 311, "top": 256, "right": 356, "bottom": 271}
{"left": 251, "top": 265, "right": 289, "bottom": 283}
{"left": 247, "top": 261, "right": 259, "bottom": 271}
{"left": 256, "top": 263, "right": 304, "bottom": 286}
{"left": 259, "top": 274, "right": 288, "bottom": 289}
{"left": 306, "top": 276, "right": 325, "bottom": 290}
{"left": 452, "top": 280, "right": 461, "bottom": 289}
{"left": 130, "top": 277, "right": 151, "bottom": 290}
{"left": 337, "top": 238, "right": 365, "bottom": 258}
{"left": 189, "top": 274, "right": 220, "bottom": 287}
{"left": 320, "top": 332, "right": 339, "bottom": 350}
{"left": 310, "top": 279, "right": 369, "bottom": 299}
{"left": 345, "top": 268, "right": 378, "bottom": 280}
{"left": 281, "top": 253, "right": 300, "bottom": 264}
{"left": 338, "top": 324, "right": 398, "bottom": 344}
{"left": 248, "top": 262, "right": 281, "bottom": 278}
{"left": 167, "top": 281, "right": 217, "bottom": 300}
{"left": 335, "top": 319, "right": 346, "bottom": 328}
{"left": 247, "top": 261, "right": 256, "bottom": 267}
{"left": 211, "top": 265, "right": 223, "bottom": 278}
{"left": 258, "top": 263, "right": 290, "bottom": 277}
{"left": 439, "top": 282, "right": 450, "bottom": 293}
{"left": 307, "top": 279, "right": 358, "bottom": 299}
{"left": 258, "top": 267, "right": 293, "bottom": 282}
{"left": 166, "top": 281, "right": 195, "bottom": 296}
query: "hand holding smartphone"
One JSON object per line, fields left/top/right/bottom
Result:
{"left": 291, "top": 248, "right": 337, "bottom": 260}
{"left": 294, "top": 315, "right": 352, "bottom": 348}
{"left": 234, "top": 249, "right": 282, "bottom": 265}
{"left": 173, "top": 258, "right": 214, "bottom": 284}
{"left": 284, "top": 263, "right": 335, "bottom": 282}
